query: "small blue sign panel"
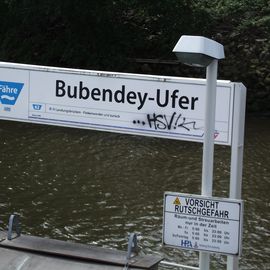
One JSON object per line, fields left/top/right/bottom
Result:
{"left": 0, "top": 81, "right": 24, "bottom": 105}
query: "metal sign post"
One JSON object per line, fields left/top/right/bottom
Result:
{"left": 227, "top": 84, "right": 246, "bottom": 270}
{"left": 173, "top": 36, "right": 225, "bottom": 270}
{"left": 200, "top": 59, "right": 218, "bottom": 270}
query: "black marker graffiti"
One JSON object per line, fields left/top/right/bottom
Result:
{"left": 133, "top": 112, "right": 200, "bottom": 131}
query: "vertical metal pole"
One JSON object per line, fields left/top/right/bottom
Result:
{"left": 199, "top": 59, "right": 218, "bottom": 270}
{"left": 227, "top": 84, "right": 246, "bottom": 270}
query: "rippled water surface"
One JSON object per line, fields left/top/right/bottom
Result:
{"left": 0, "top": 117, "right": 269, "bottom": 269}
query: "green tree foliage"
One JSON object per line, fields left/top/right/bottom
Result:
{"left": 0, "top": 0, "right": 269, "bottom": 112}
{"left": 0, "top": 0, "right": 206, "bottom": 68}
{"left": 200, "top": 0, "right": 270, "bottom": 112}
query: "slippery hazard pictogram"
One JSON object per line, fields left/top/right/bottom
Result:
{"left": 173, "top": 197, "right": 181, "bottom": 205}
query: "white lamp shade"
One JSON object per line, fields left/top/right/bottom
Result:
{"left": 173, "top": 36, "right": 225, "bottom": 67}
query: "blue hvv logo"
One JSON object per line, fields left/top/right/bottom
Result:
{"left": 0, "top": 81, "right": 24, "bottom": 105}
{"left": 32, "top": 104, "right": 42, "bottom": 110}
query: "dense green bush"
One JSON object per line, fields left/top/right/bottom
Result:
{"left": 0, "top": 0, "right": 269, "bottom": 113}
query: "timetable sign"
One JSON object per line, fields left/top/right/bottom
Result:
{"left": 163, "top": 192, "right": 243, "bottom": 256}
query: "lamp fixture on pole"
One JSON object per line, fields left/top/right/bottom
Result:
{"left": 173, "top": 35, "right": 225, "bottom": 270}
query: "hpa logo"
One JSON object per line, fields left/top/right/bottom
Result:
{"left": 0, "top": 81, "right": 24, "bottom": 105}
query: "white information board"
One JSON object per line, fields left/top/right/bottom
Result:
{"left": 0, "top": 61, "right": 238, "bottom": 145}
{"left": 163, "top": 192, "right": 243, "bottom": 256}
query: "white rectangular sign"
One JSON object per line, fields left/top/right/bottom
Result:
{"left": 163, "top": 192, "right": 243, "bottom": 256}
{"left": 0, "top": 62, "right": 237, "bottom": 145}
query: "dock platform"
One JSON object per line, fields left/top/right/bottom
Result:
{"left": 0, "top": 231, "right": 162, "bottom": 269}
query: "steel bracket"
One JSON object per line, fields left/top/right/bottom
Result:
{"left": 7, "top": 214, "right": 21, "bottom": 240}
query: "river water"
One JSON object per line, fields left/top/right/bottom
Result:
{"left": 0, "top": 117, "right": 269, "bottom": 270}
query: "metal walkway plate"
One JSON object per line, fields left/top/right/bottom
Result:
{"left": 0, "top": 233, "right": 162, "bottom": 269}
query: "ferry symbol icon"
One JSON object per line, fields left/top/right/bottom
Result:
{"left": 0, "top": 81, "right": 24, "bottom": 105}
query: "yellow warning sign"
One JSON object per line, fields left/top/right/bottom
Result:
{"left": 173, "top": 197, "right": 181, "bottom": 205}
